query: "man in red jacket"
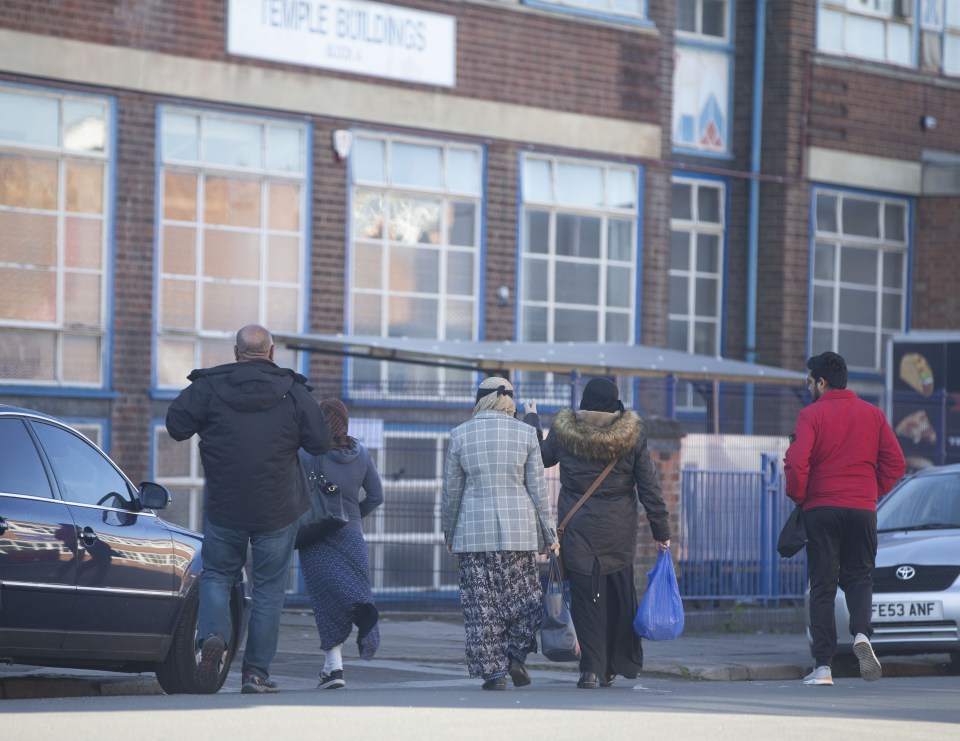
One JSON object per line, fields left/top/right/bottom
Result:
{"left": 784, "top": 351, "right": 905, "bottom": 687}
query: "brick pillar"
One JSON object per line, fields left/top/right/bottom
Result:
{"left": 635, "top": 417, "right": 685, "bottom": 585}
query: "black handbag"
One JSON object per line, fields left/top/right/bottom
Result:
{"left": 295, "top": 455, "right": 349, "bottom": 550}
{"left": 777, "top": 505, "right": 807, "bottom": 558}
{"left": 540, "top": 551, "right": 580, "bottom": 662}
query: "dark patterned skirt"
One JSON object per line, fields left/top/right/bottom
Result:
{"left": 300, "top": 528, "right": 379, "bottom": 659}
{"left": 458, "top": 551, "right": 543, "bottom": 680}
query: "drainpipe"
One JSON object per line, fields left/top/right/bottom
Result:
{"left": 745, "top": 0, "right": 768, "bottom": 434}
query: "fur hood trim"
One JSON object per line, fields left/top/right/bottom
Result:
{"left": 549, "top": 408, "right": 643, "bottom": 463}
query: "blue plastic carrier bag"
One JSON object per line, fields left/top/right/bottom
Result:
{"left": 633, "top": 548, "right": 685, "bottom": 641}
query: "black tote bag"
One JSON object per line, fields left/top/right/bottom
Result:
{"left": 540, "top": 551, "right": 580, "bottom": 662}
{"left": 294, "top": 456, "right": 349, "bottom": 550}
{"left": 777, "top": 505, "right": 807, "bottom": 558}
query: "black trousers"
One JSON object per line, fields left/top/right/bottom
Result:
{"left": 567, "top": 564, "right": 643, "bottom": 679}
{"left": 805, "top": 506, "right": 878, "bottom": 667}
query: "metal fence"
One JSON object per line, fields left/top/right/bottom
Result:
{"left": 677, "top": 454, "right": 807, "bottom": 604}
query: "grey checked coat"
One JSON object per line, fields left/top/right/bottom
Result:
{"left": 442, "top": 410, "right": 558, "bottom": 553}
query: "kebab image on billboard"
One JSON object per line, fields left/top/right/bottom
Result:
{"left": 895, "top": 351, "right": 938, "bottom": 470}
{"left": 899, "top": 352, "right": 935, "bottom": 396}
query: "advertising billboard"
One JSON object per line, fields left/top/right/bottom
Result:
{"left": 887, "top": 333, "right": 960, "bottom": 470}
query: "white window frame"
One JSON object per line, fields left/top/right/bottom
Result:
{"left": 819, "top": 0, "right": 916, "bottom": 66}
{"left": 518, "top": 154, "right": 639, "bottom": 404}
{"left": 347, "top": 132, "right": 483, "bottom": 402}
{"left": 676, "top": 0, "right": 731, "bottom": 42}
{"left": 0, "top": 85, "right": 111, "bottom": 388}
{"left": 362, "top": 429, "right": 455, "bottom": 594}
{"left": 152, "top": 423, "right": 204, "bottom": 533}
{"left": 155, "top": 107, "right": 309, "bottom": 391}
{"left": 523, "top": 0, "right": 646, "bottom": 21}
{"left": 672, "top": 41, "right": 732, "bottom": 154}
{"left": 668, "top": 177, "right": 725, "bottom": 411}
{"left": 810, "top": 188, "right": 909, "bottom": 373}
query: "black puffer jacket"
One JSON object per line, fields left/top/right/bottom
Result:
{"left": 529, "top": 409, "right": 670, "bottom": 577}
{"left": 166, "top": 359, "right": 331, "bottom": 531}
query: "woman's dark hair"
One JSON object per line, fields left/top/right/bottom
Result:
{"left": 806, "top": 351, "right": 847, "bottom": 390}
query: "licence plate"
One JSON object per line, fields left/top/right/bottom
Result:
{"left": 872, "top": 600, "right": 944, "bottom": 622}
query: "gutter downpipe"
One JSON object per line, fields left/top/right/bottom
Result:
{"left": 745, "top": 0, "right": 768, "bottom": 435}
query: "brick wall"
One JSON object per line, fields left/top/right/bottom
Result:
{"left": 634, "top": 418, "right": 683, "bottom": 580}
{"left": 109, "top": 93, "right": 158, "bottom": 482}
{"left": 0, "top": 0, "right": 667, "bottom": 125}
{"left": 914, "top": 196, "right": 960, "bottom": 328}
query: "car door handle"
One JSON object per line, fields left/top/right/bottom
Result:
{"left": 78, "top": 526, "right": 98, "bottom": 547}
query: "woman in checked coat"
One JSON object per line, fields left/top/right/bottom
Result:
{"left": 442, "top": 376, "right": 559, "bottom": 691}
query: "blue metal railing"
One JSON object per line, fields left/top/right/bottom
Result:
{"left": 677, "top": 454, "right": 807, "bottom": 602}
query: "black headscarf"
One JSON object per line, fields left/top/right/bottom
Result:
{"left": 579, "top": 377, "right": 624, "bottom": 413}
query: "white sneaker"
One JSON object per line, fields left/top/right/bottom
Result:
{"left": 853, "top": 634, "right": 882, "bottom": 682}
{"left": 803, "top": 666, "right": 833, "bottom": 685}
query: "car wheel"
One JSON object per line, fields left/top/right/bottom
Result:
{"left": 155, "top": 587, "right": 238, "bottom": 694}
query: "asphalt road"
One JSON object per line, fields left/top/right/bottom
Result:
{"left": 3, "top": 671, "right": 958, "bottom": 741}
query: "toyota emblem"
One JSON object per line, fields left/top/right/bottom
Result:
{"left": 896, "top": 565, "right": 916, "bottom": 580}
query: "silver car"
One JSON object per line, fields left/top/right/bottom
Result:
{"left": 807, "top": 464, "right": 960, "bottom": 670}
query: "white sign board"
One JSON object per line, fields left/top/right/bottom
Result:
{"left": 227, "top": 0, "right": 457, "bottom": 87}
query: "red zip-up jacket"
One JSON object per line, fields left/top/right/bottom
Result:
{"left": 784, "top": 389, "right": 906, "bottom": 511}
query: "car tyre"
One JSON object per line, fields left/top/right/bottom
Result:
{"left": 155, "top": 586, "right": 238, "bottom": 694}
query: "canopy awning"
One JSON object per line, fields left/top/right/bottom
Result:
{"left": 273, "top": 332, "right": 806, "bottom": 385}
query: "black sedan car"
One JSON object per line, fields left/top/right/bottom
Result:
{"left": 0, "top": 405, "right": 248, "bottom": 693}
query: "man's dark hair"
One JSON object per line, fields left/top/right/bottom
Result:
{"left": 806, "top": 351, "right": 847, "bottom": 390}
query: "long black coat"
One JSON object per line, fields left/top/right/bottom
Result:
{"left": 530, "top": 409, "right": 670, "bottom": 577}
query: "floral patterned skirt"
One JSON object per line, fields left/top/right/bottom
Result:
{"left": 458, "top": 551, "right": 543, "bottom": 679}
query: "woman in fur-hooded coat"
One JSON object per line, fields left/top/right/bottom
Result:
{"left": 526, "top": 378, "right": 671, "bottom": 688}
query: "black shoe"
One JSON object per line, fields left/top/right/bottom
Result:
{"left": 600, "top": 674, "right": 616, "bottom": 687}
{"left": 318, "top": 669, "right": 345, "bottom": 689}
{"left": 481, "top": 676, "right": 507, "bottom": 691}
{"left": 241, "top": 671, "right": 279, "bottom": 694}
{"left": 197, "top": 634, "right": 226, "bottom": 691}
{"left": 508, "top": 656, "right": 531, "bottom": 687}
{"left": 577, "top": 672, "right": 598, "bottom": 689}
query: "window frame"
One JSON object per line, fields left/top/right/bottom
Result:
{"left": 818, "top": 0, "right": 918, "bottom": 67}
{"left": 0, "top": 83, "right": 114, "bottom": 390}
{"left": 345, "top": 131, "right": 485, "bottom": 402}
{"left": 154, "top": 106, "right": 310, "bottom": 393}
{"left": 671, "top": 2, "right": 735, "bottom": 156}
{"left": 517, "top": 152, "right": 641, "bottom": 403}
{"left": 521, "top": 0, "right": 651, "bottom": 25}
{"left": 676, "top": 0, "right": 731, "bottom": 43}
{"left": 668, "top": 175, "right": 728, "bottom": 412}
{"left": 808, "top": 186, "right": 911, "bottom": 375}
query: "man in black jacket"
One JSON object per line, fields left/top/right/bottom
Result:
{"left": 166, "top": 324, "right": 331, "bottom": 694}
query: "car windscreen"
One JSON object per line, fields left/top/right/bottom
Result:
{"left": 877, "top": 473, "right": 960, "bottom": 532}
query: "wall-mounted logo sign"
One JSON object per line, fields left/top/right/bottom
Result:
{"left": 227, "top": 0, "right": 457, "bottom": 88}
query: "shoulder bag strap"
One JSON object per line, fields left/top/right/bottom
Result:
{"left": 556, "top": 457, "right": 617, "bottom": 538}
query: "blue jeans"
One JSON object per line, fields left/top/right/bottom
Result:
{"left": 199, "top": 520, "right": 297, "bottom": 680}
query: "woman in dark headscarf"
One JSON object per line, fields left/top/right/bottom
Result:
{"left": 298, "top": 398, "right": 383, "bottom": 689}
{"left": 525, "top": 378, "right": 671, "bottom": 688}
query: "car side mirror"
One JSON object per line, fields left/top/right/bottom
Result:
{"left": 139, "top": 481, "right": 171, "bottom": 510}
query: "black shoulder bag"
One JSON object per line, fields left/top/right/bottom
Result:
{"left": 295, "top": 456, "right": 349, "bottom": 550}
